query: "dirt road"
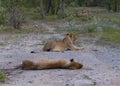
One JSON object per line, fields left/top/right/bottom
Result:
{"left": 0, "top": 22, "right": 120, "bottom": 86}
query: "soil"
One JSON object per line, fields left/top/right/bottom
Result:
{"left": 0, "top": 22, "right": 120, "bottom": 86}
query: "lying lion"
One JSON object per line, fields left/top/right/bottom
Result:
{"left": 43, "top": 33, "right": 84, "bottom": 52}
{"left": 16, "top": 58, "right": 83, "bottom": 70}
{"left": 81, "top": 10, "right": 88, "bottom": 16}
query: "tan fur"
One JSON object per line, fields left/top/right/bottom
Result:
{"left": 81, "top": 10, "right": 88, "bottom": 16}
{"left": 43, "top": 33, "right": 84, "bottom": 52}
{"left": 18, "top": 58, "right": 83, "bottom": 70}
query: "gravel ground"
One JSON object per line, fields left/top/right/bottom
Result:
{"left": 0, "top": 33, "right": 120, "bottom": 86}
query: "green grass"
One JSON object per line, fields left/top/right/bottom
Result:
{"left": 0, "top": 42, "right": 5, "bottom": 46}
{"left": 96, "top": 14, "right": 120, "bottom": 25}
{"left": 99, "top": 26, "right": 120, "bottom": 44}
{"left": 31, "top": 13, "right": 42, "bottom": 20}
{"left": 0, "top": 26, "right": 48, "bottom": 34}
{"left": 84, "top": 23, "right": 97, "bottom": 33}
{"left": 46, "top": 15, "right": 59, "bottom": 21}
{"left": 0, "top": 71, "right": 7, "bottom": 82}
{"left": 55, "top": 22, "right": 98, "bottom": 36}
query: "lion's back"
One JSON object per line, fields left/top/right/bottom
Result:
{"left": 43, "top": 40, "right": 67, "bottom": 51}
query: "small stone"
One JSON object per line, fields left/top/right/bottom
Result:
{"left": 30, "top": 51, "right": 35, "bottom": 53}
{"left": 28, "top": 80, "right": 33, "bottom": 83}
{"left": 66, "top": 83, "right": 69, "bottom": 86}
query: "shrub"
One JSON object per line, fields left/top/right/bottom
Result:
{"left": 0, "top": 71, "right": 7, "bottom": 82}
{"left": 0, "top": 7, "right": 7, "bottom": 25}
{"left": 78, "top": 15, "right": 93, "bottom": 21}
{"left": 84, "top": 23, "right": 97, "bottom": 33}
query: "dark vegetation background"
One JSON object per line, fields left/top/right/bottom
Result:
{"left": 0, "top": 0, "right": 119, "bottom": 29}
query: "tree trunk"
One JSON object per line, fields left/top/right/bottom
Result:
{"left": 0, "top": 0, "right": 1, "bottom": 6}
{"left": 107, "top": 2, "right": 112, "bottom": 11}
{"left": 40, "top": 0, "right": 45, "bottom": 19}
{"left": 114, "top": 0, "right": 118, "bottom": 12}
{"left": 93, "top": 0, "right": 97, "bottom": 6}
{"left": 85, "top": 0, "right": 89, "bottom": 7}
{"left": 61, "top": 0, "right": 65, "bottom": 18}
{"left": 32, "top": 0, "right": 36, "bottom": 8}
{"left": 46, "top": 0, "right": 55, "bottom": 15}
{"left": 46, "top": 0, "right": 51, "bottom": 14}
{"left": 50, "top": 1, "right": 55, "bottom": 14}
{"left": 55, "top": 0, "right": 60, "bottom": 14}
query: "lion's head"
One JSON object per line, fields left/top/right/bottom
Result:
{"left": 68, "top": 59, "right": 83, "bottom": 69}
{"left": 66, "top": 33, "right": 77, "bottom": 42}
{"left": 63, "top": 33, "right": 77, "bottom": 43}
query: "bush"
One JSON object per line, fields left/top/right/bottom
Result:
{"left": 84, "top": 23, "right": 97, "bottom": 33}
{"left": 78, "top": 15, "right": 93, "bottom": 21}
{"left": 31, "top": 13, "right": 42, "bottom": 20}
{"left": 0, "top": 7, "right": 7, "bottom": 25}
{"left": 0, "top": 71, "right": 7, "bottom": 82}
{"left": 8, "top": 7, "right": 25, "bottom": 29}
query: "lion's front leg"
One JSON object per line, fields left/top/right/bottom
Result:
{"left": 69, "top": 44, "right": 84, "bottom": 50}
{"left": 51, "top": 46, "right": 66, "bottom": 52}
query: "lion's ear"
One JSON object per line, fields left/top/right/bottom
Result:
{"left": 66, "top": 32, "right": 70, "bottom": 36}
{"left": 70, "top": 59, "right": 74, "bottom": 62}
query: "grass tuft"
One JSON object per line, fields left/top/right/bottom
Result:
{"left": 98, "top": 26, "right": 120, "bottom": 45}
{"left": 0, "top": 25, "right": 47, "bottom": 34}
{"left": 0, "top": 71, "right": 7, "bottom": 82}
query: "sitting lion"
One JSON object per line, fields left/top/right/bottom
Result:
{"left": 43, "top": 33, "right": 84, "bottom": 52}
{"left": 16, "top": 58, "right": 83, "bottom": 70}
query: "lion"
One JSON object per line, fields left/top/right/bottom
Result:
{"left": 43, "top": 33, "right": 84, "bottom": 52}
{"left": 81, "top": 10, "right": 88, "bottom": 16}
{"left": 16, "top": 58, "right": 83, "bottom": 70}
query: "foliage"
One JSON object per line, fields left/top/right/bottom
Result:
{"left": 31, "top": 14, "right": 41, "bottom": 20}
{"left": 78, "top": 15, "right": 93, "bottom": 21}
{"left": 105, "top": 0, "right": 120, "bottom": 12}
{"left": 0, "top": 42, "right": 5, "bottom": 46}
{"left": 97, "top": 13, "right": 120, "bottom": 25}
{"left": 0, "top": 0, "right": 120, "bottom": 31}
{"left": 84, "top": 23, "right": 97, "bottom": 33}
{"left": 0, "top": 7, "right": 7, "bottom": 25}
{"left": 0, "top": 25, "right": 47, "bottom": 34}
{"left": 0, "top": 71, "right": 7, "bottom": 82}
{"left": 1, "top": 0, "right": 25, "bottom": 29}
{"left": 100, "top": 26, "right": 120, "bottom": 44}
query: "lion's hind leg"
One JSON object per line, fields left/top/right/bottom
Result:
{"left": 43, "top": 40, "right": 56, "bottom": 51}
